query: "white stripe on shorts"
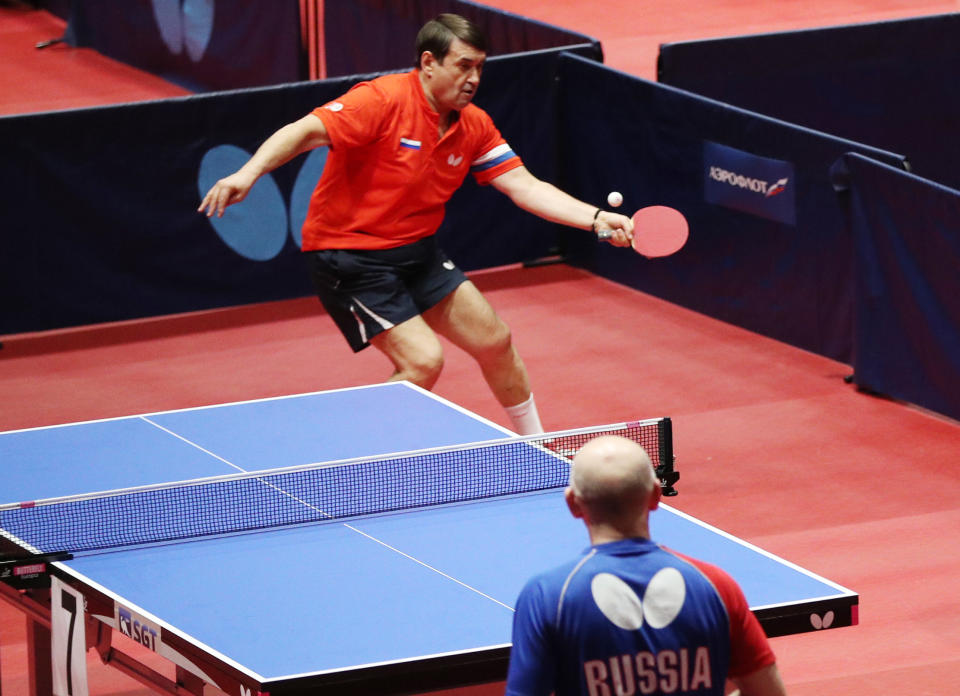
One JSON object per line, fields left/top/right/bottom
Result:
{"left": 350, "top": 297, "right": 395, "bottom": 344}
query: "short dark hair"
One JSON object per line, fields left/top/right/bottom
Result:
{"left": 415, "top": 13, "right": 488, "bottom": 68}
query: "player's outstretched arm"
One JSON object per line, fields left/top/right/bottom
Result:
{"left": 198, "top": 114, "right": 330, "bottom": 218}
{"left": 490, "top": 166, "right": 633, "bottom": 246}
{"left": 732, "top": 663, "right": 788, "bottom": 696}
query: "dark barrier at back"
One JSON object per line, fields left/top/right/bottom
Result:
{"left": 34, "top": 0, "right": 69, "bottom": 20}
{"left": 658, "top": 13, "right": 960, "bottom": 190}
{"left": 0, "top": 47, "right": 596, "bottom": 335}
{"left": 831, "top": 154, "right": 960, "bottom": 422}
{"left": 61, "top": 0, "right": 602, "bottom": 92}
{"left": 64, "top": 0, "right": 304, "bottom": 91}
{"left": 555, "top": 54, "right": 907, "bottom": 363}
{"left": 322, "top": 0, "right": 602, "bottom": 77}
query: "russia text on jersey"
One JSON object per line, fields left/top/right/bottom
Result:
{"left": 584, "top": 646, "right": 713, "bottom": 696}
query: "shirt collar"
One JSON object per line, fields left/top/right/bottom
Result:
{"left": 408, "top": 68, "right": 462, "bottom": 129}
{"left": 589, "top": 537, "right": 658, "bottom": 555}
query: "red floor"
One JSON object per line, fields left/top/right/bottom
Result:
{"left": 2, "top": 2, "right": 960, "bottom": 695}
{"left": 0, "top": 5, "right": 188, "bottom": 116}
{"left": 3, "top": 265, "right": 959, "bottom": 695}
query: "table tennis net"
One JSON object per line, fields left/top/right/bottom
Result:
{"left": 1, "top": 419, "right": 676, "bottom": 555}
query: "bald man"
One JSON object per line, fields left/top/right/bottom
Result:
{"left": 505, "top": 436, "right": 788, "bottom": 696}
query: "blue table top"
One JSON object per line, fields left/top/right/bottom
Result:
{"left": 1, "top": 382, "right": 512, "bottom": 503}
{"left": 61, "top": 491, "right": 845, "bottom": 682}
{"left": 1, "top": 382, "right": 855, "bottom": 687}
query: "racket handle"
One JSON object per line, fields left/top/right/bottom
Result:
{"left": 597, "top": 230, "right": 612, "bottom": 240}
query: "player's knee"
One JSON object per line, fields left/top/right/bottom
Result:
{"left": 404, "top": 347, "right": 445, "bottom": 388}
{"left": 474, "top": 320, "right": 513, "bottom": 363}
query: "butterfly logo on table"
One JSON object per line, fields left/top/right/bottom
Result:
{"left": 810, "top": 611, "right": 835, "bottom": 630}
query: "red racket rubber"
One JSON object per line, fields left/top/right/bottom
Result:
{"left": 631, "top": 206, "right": 689, "bottom": 258}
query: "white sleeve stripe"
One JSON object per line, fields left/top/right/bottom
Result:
{"left": 472, "top": 143, "right": 513, "bottom": 166}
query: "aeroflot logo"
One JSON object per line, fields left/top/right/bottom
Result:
{"left": 704, "top": 141, "right": 796, "bottom": 225}
{"left": 766, "top": 178, "right": 788, "bottom": 197}
{"left": 708, "top": 167, "right": 789, "bottom": 198}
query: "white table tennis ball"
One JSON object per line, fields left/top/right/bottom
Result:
{"left": 607, "top": 191, "right": 623, "bottom": 208}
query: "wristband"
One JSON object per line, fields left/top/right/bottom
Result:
{"left": 592, "top": 208, "right": 602, "bottom": 233}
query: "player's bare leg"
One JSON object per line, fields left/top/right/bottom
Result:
{"left": 423, "top": 281, "right": 543, "bottom": 433}
{"left": 422, "top": 281, "right": 526, "bottom": 404}
{"left": 370, "top": 316, "right": 445, "bottom": 390}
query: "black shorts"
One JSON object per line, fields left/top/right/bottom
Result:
{"left": 304, "top": 236, "right": 468, "bottom": 352}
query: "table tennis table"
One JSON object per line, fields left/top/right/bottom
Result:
{"left": 1, "top": 382, "right": 857, "bottom": 696}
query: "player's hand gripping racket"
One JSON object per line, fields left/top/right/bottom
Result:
{"left": 599, "top": 205, "right": 689, "bottom": 258}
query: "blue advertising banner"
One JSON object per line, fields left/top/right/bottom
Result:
{"left": 704, "top": 142, "right": 796, "bottom": 225}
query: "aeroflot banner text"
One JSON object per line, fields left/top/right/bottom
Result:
{"left": 554, "top": 53, "right": 907, "bottom": 363}
{"left": 704, "top": 142, "right": 796, "bottom": 225}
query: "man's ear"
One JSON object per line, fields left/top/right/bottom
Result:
{"left": 648, "top": 484, "right": 662, "bottom": 511}
{"left": 565, "top": 487, "right": 585, "bottom": 520}
{"left": 419, "top": 51, "right": 435, "bottom": 75}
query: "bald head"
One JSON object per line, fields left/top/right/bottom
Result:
{"left": 568, "top": 436, "right": 659, "bottom": 532}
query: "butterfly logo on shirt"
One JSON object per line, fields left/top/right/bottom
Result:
{"left": 591, "top": 569, "right": 686, "bottom": 631}
{"left": 447, "top": 154, "right": 464, "bottom": 167}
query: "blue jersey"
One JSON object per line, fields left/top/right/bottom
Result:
{"left": 505, "top": 538, "right": 773, "bottom": 696}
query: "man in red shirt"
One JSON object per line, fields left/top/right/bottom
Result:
{"left": 199, "top": 14, "right": 633, "bottom": 434}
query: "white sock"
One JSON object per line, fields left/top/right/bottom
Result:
{"left": 504, "top": 393, "right": 544, "bottom": 435}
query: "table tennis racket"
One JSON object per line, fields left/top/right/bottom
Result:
{"left": 599, "top": 205, "right": 689, "bottom": 258}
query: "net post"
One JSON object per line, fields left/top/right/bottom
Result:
{"left": 656, "top": 417, "right": 680, "bottom": 496}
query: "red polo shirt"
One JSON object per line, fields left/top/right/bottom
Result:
{"left": 301, "top": 69, "right": 523, "bottom": 251}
